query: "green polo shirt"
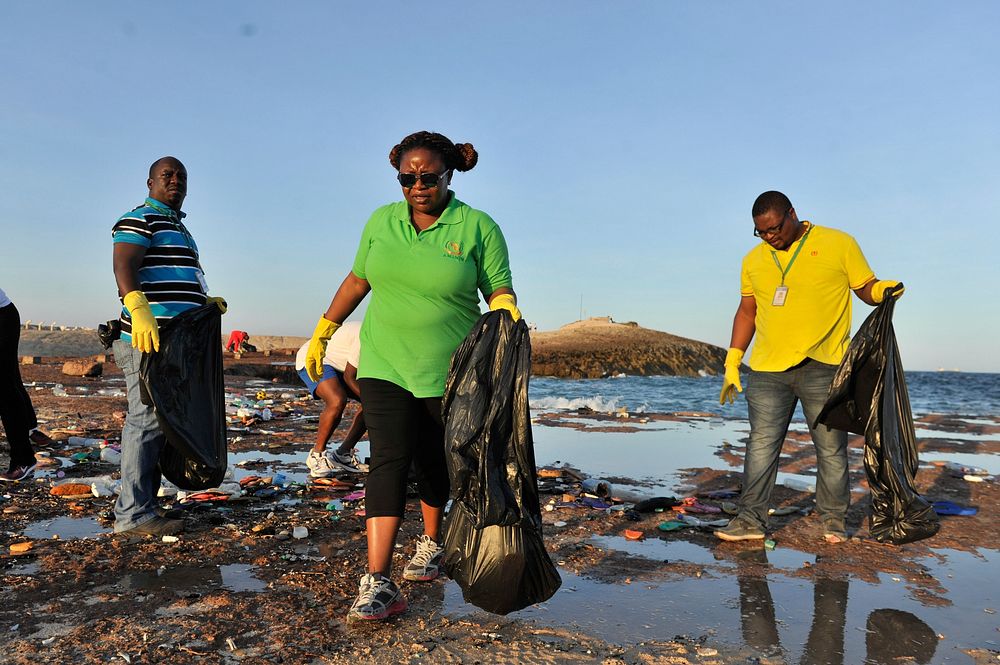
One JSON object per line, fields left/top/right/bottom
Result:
{"left": 352, "top": 195, "right": 513, "bottom": 397}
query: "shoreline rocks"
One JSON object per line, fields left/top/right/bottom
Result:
{"left": 531, "top": 317, "right": 727, "bottom": 378}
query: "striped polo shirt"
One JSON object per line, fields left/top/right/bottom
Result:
{"left": 112, "top": 197, "right": 207, "bottom": 341}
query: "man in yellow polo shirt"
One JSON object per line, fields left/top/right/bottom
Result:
{"left": 716, "top": 190, "right": 902, "bottom": 544}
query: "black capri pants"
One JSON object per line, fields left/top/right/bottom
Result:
{"left": 1, "top": 303, "right": 38, "bottom": 468}
{"left": 359, "top": 378, "right": 450, "bottom": 518}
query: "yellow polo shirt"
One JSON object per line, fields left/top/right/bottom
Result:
{"left": 740, "top": 223, "right": 875, "bottom": 372}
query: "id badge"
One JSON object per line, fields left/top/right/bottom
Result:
{"left": 196, "top": 270, "right": 209, "bottom": 294}
{"left": 772, "top": 285, "right": 789, "bottom": 306}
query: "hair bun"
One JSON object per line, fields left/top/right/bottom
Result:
{"left": 453, "top": 143, "right": 478, "bottom": 172}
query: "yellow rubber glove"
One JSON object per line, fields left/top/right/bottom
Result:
{"left": 489, "top": 293, "right": 521, "bottom": 322}
{"left": 306, "top": 316, "right": 340, "bottom": 382}
{"left": 123, "top": 290, "right": 160, "bottom": 354}
{"left": 206, "top": 296, "right": 228, "bottom": 314}
{"left": 719, "top": 347, "right": 745, "bottom": 405}
{"left": 871, "top": 280, "right": 904, "bottom": 304}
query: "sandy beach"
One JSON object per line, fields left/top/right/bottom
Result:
{"left": 1, "top": 352, "right": 998, "bottom": 664}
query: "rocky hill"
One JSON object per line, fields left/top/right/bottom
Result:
{"left": 530, "top": 317, "right": 727, "bottom": 378}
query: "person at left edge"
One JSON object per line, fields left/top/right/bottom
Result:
{"left": 0, "top": 287, "right": 56, "bottom": 482}
{"left": 111, "top": 156, "right": 227, "bottom": 537}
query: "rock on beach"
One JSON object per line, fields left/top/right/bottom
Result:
{"left": 530, "top": 316, "right": 728, "bottom": 378}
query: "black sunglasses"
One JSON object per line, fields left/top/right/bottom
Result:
{"left": 397, "top": 171, "right": 447, "bottom": 188}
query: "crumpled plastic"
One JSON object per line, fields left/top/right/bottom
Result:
{"left": 441, "top": 310, "right": 561, "bottom": 614}
{"left": 815, "top": 293, "right": 939, "bottom": 545}
{"left": 139, "top": 304, "right": 228, "bottom": 491}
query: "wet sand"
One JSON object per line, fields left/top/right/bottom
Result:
{"left": 1, "top": 355, "right": 998, "bottom": 664}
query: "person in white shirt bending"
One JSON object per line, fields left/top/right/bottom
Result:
{"left": 295, "top": 322, "right": 367, "bottom": 476}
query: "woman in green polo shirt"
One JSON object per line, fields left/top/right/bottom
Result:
{"left": 304, "top": 131, "right": 521, "bottom": 622}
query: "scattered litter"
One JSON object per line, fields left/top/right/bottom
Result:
{"left": 657, "top": 520, "right": 686, "bottom": 532}
{"left": 932, "top": 461, "right": 989, "bottom": 477}
{"left": 632, "top": 496, "right": 681, "bottom": 512}
{"left": 675, "top": 513, "right": 729, "bottom": 528}
{"left": 67, "top": 437, "right": 109, "bottom": 447}
{"left": 932, "top": 501, "right": 978, "bottom": 516}
{"left": 780, "top": 476, "right": 816, "bottom": 492}
{"left": 10, "top": 542, "right": 34, "bottom": 554}
{"left": 50, "top": 484, "right": 92, "bottom": 499}
{"left": 673, "top": 497, "right": 721, "bottom": 514}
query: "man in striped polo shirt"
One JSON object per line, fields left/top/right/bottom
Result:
{"left": 111, "top": 156, "right": 226, "bottom": 536}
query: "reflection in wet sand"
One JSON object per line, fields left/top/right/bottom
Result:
{"left": 121, "top": 564, "right": 266, "bottom": 594}
{"left": 440, "top": 537, "right": 984, "bottom": 662}
{"left": 21, "top": 516, "right": 108, "bottom": 540}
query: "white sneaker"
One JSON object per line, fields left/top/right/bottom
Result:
{"left": 347, "top": 573, "right": 407, "bottom": 622}
{"left": 306, "top": 450, "right": 337, "bottom": 478}
{"left": 403, "top": 534, "right": 444, "bottom": 582}
{"left": 328, "top": 448, "right": 368, "bottom": 474}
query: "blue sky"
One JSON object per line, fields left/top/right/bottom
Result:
{"left": 2, "top": 2, "right": 998, "bottom": 372}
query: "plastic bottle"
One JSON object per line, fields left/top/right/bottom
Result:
{"left": 68, "top": 437, "right": 109, "bottom": 448}
{"left": 99, "top": 447, "right": 122, "bottom": 464}
{"left": 943, "top": 461, "right": 989, "bottom": 476}
{"left": 781, "top": 476, "right": 816, "bottom": 492}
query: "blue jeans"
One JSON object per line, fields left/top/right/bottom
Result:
{"left": 740, "top": 359, "right": 848, "bottom": 528}
{"left": 112, "top": 340, "right": 165, "bottom": 531}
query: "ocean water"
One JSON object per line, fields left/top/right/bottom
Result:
{"left": 529, "top": 371, "right": 1000, "bottom": 417}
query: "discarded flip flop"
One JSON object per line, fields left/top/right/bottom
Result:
{"left": 184, "top": 491, "right": 231, "bottom": 502}
{"left": 932, "top": 500, "right": 978, "bottom": 516}
{"left": 657, "top": 520, "right": 687, "bottom": 532}
{"left": 579, "top": 497, "right": 612, "bottom": 510}
{"left": 700, "top": 489, "right": 740, "bottom": 500}
{"left": 342, "top": 490, "right": 366, "bottom": 502}
{"left": 676, "top": 513, "right": 730, "bottom": 528}
{"left": 623, "top": 529, "right": 645, "bottom": 541}
{"left": 673, "top": 497, "right": 722, "bottom": 514}
{"left": 311, "top": 477, "right": 354, "bottom": 490}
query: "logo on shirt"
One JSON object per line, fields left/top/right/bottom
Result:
{"left": 810, "top": 251, "right": 819, "bottom": 256}
{"left": 444, "top": 241, "right": 463, "bottom": 257}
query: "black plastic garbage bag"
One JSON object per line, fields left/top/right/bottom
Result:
{"left": 816, "top": 291, "right": 939, "bottom": 545}
{"left": 441, "top": 310, "right": 561, "bottom": 614}
{"left": 139, "top": 304, "right": 227, "bottom": 491}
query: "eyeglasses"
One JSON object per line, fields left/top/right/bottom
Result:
{"left": 397, "top": 171, "right": 447, "bottom": 188}
{"left": 753, "top": 210, "right": 789, "bottom": 238}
